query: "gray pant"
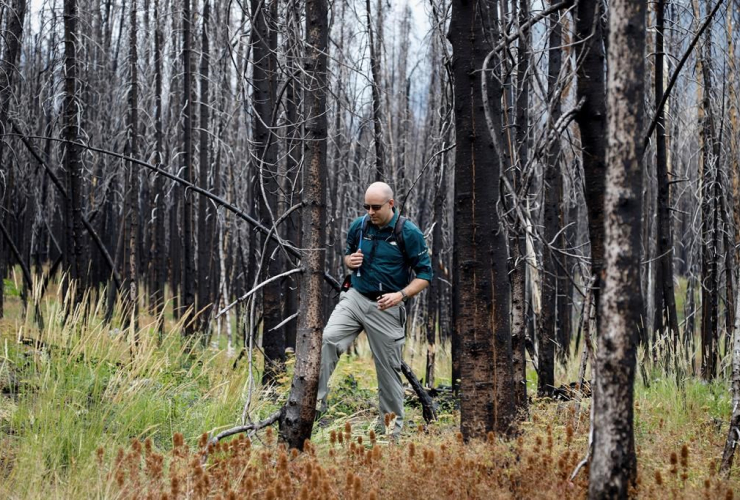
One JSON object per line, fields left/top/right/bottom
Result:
{"left": 317, "top": 288, "right": 406, "bottom": 436}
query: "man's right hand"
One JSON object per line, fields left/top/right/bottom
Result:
{"left": 346, "top": 249, "right": 363, "bottom": 269}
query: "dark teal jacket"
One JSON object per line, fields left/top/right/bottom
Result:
{"left": 345, "top": 209, "right": 433, "bottom": 294}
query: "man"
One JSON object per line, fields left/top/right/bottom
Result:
{"left": 317, "top": 182, "right": 433, "bottom": 438}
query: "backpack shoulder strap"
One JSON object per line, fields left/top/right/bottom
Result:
{"left": 351, "top": 215, "right": 369, "bottom": 252}
{"left": 393, "top": 216, "right": 408, "bottom": 263}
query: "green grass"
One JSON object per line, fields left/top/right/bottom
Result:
{"left": 0, "top": 286, "right": 279, "bottom": 498}
{"left": 0, "top": 273, "right": 738, "bottom": 497}
{"left": 3, "top": 278, "right": 20, "bottom": 298}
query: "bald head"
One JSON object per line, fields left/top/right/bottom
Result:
{"left": 366, "top": 182, "right": 394, "bottom": 201}
{"left": 364, "top": 182, "right": 395, "bottom": 227}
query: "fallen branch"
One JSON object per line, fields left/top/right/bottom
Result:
{"left": 401, "top": 362, "right": 437, "bottom": 424}
{"left": 203, "top": 409, "right": 283, "bottom": 462}
{"left": 209, "top": 409, "right": 282, "bottom": 444}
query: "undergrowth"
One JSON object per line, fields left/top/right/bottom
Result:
{"left": 0, "top": 284, "right": 738, "bottom": 498}
{"left": 97, "top": 409, "right": 737, "bottom": 500}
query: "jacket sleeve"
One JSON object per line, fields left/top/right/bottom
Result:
{"left": 403, "top": 222, "right": 433, "bottom": 282}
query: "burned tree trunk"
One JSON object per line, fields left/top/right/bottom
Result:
{"left": 182, "top": 0, "right": 196, "bottom": 333}
{"left": 509, "top": 0, "right": 530, "bottom": 412}
{"left": 0, "top": 0, "right": 27, "bottom": 318}
{"left": 366, "top": 0, "right": 385, "bottom": 181}
{"left": 425, "top": 146, "right": 445, "bottom": 389}
{"left": 283, "top": 0, "right": 303, "bottom": 352}
{"left": 279, "top": 0, "right": 328, "bottom": 450}
{"left": 197, "top": 0, "right": 212, "bottom": 336}
{"left": 124, "top": 0, "right": 140, "bottom": 329}
{"left": 720, "top": 279, "right": 740, "bottom": 475}
{"left": 152, "top": 0, "right": 166, "bottom": 332}
{"left": 653, "top": 0, "right": 680, "bottom": 358}
{"left": 251, "top": 0, "right": 284, "bottom": 385}
{"left": 63, "top": 0, "right": 87, "bottom": 303}
{"left": 589, "top": 0, "right": 646, "bottom": 496}
{"left": 538, "top": 7, "right": 562, "bottom": 397}
{"left": 699, "top": 15, "right": 720, "bottom": 381}
{"left": 574, "top": 0, "right": 607, "bottom": 322}
{"left": 449, "top": 0, "right": 516, "bottom": 439}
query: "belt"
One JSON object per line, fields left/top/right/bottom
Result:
{"left": 359, "top": 290, "right": 385, "bottom": 301}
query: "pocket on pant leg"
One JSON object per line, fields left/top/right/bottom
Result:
{"left": 390, "top": 306, "right": 406, "bottom": 342}
{"left": 389, "top": 341, "right": 405, "bottom": 375}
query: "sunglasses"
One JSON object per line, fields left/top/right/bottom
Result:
{"left": 363, "top": 200, "right": 389, "bottom": 211}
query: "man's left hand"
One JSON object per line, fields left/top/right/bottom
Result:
{"left": 377, "top": 292, "right": 403, "bottom": 311}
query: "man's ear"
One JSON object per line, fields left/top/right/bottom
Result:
{"left": 389, "top": 199, "right": 395, "bottom": 209}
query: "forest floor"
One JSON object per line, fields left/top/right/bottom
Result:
{"left": 0, "top": 278, "right": 738, "bottom": 498}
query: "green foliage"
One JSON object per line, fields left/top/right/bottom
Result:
{"left": 0, "top": 288, "right": 271, "bottom": 497}
{"left": 1, "top": 285, "right": 739, "bottom": 497}
{"left": 3, "top": 278, "right": 19, "bottom": 298}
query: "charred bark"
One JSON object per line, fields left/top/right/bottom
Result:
{"left": 366, "top": 0, "right": 385, "bottom": 180}
{"left": 251, "top": 0, "right": 284, "bottom": 385}
{"left": 182, "top": 0, "right": 195, "bottom": 333}
{"left": 0, "top": 0, "right": 27, "bottom": 318}
{"left": 589, "top": 0, "right": 646, "bottom": 495}
{"left": 63, "top": 0, "right": 87, "bottom": 304}
{"left": 449, "top": 0, "right": 516, "bottom": 439}
{"left": 574, "top": 0, "right": 607, "bottom": 318}
{"left": 538, "top": 8, "right": 562, "bottom": 397}
{"left": 652, "top": 0, "right": 680, "bottom": 361}
{"left": 124, "top": 0, "right": 140, "bottom": 330}
{"left": 197, "top": 0, "right": 213, "bottom": 337}
{"left": 279, "top": 0, "right": 328, "bottom": 450}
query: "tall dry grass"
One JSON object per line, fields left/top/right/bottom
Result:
{"left": 0, "top": 277, "right": 738, "bottom": 498}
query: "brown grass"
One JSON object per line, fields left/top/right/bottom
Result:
{"left": 99, "top": 404, "right": 738, "bottom": 500}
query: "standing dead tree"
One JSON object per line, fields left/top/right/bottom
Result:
{"left": 278, "top": 0, "right": 329, "bottom": 450}
{"left": 181, "top": 0, "right": 196, "bottom": 334}
{"left": 63, "top": 0, "right": 87, "bottom": 305}
{"left": 124, "top": 0, "right": 140, "bottom": 331}
{"left": 197, "top": 0, "right": 213, "bottom": 339}
{"left": 697, "top": 0, "right": 721, "bottom": 381}
{"left": 538, "top": 7, "right": 563, "bottom": 398}
{"left": 152, "top": 0, "right": 166, "bottom": 333}
{"left": 574, "top": 0, "right": 606, "bottom": 323}
{"left": 720, "top": 279, "right": 740, "bottom": 474}
{"left": 251, "top": 0, "right": 285, "bottom": 385}
{"left": 0, "top": 0, "right": 28, "bottom": 318}
{"left": 449, "top": 0, "right": 516, "bottom": 440}
{"left": 508, "top": 0, "right": 532, "bottom": 414}
{"left": 366, "top": 0, "right": 386, "bottom": 181}
{"left": 589, "top": 0, "right": 646, "bottom": 495}
{"left": 651, "top": 0, "right": 680, "bottom": 365}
